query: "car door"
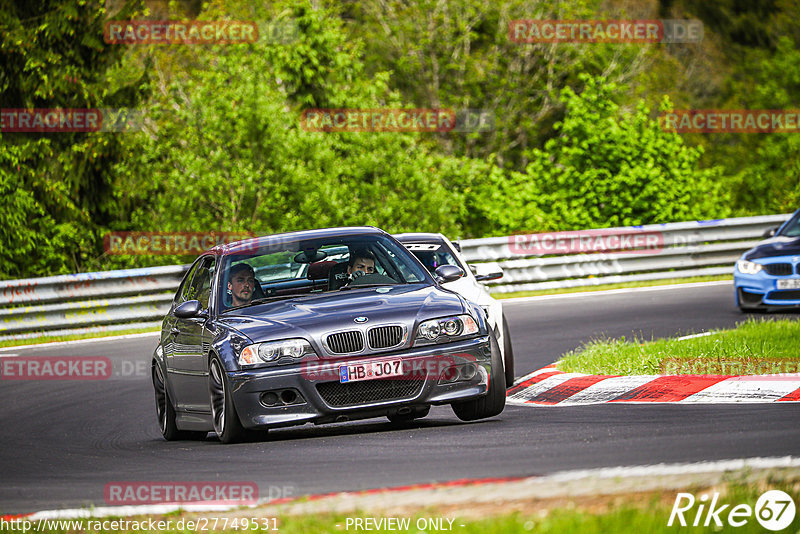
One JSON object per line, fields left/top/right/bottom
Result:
{"left": 162, "top": 260, "right": 202, "bottom": 383}
{"left": 170, "top": 255, "right": 216, "bottom": 413}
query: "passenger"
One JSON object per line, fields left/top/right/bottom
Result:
{"left": 228, "top": 263, "right": 256, "bottom": 307}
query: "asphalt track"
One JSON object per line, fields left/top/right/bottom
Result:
{"left": 2, "top": 282, "right": 799, "bottom": 514}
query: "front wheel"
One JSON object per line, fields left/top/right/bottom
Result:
{"left": 451, "top": 334, "right": 506, "bottom": 421}
{"left": 209, "top": 357, "right": 248, "bottom": 444}
{"left": 153, "top": 363, "right": 206, "bottom": 441}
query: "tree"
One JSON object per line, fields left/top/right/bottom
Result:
{"left": 523, "top": 75, "right": 724, "bottom": 230}
{"left": 0, "top": 0, "right": 149, "bottom": 277}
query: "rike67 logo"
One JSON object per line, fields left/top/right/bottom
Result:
{"left": 669, "top": 490, "right": 796, "bottom": 531}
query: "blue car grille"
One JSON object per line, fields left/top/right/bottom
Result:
{"left": 326, "top": 331, "right": 364, "bottom": 354}
{"left": 316, "top": 378, "right": 423, "bottom": 407}
{"left": 770, "top": 290, "right": 800, "bottom": 300}
{"left": 764, "top": 263, "right": 793, "bottom": 276}
{"left": 368, "top": 326, "right": 404, "bottom": 349}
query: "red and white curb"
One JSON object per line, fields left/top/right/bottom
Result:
{"left": 507, "top": 365, "right": 800, "bottom": 405}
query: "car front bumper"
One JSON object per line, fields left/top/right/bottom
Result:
{"left": 734, "top": 269, "right": 800, "bottom": 307}
{"left": 227, "top": 336, "right": 492, "bottom": 429}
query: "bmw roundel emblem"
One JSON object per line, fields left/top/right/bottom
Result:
{"left": 354, "top": 316, "right": 369, "bottom": 323}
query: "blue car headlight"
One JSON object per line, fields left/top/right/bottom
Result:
{"left": 238, "top": 338, "right": 316, "bottom": 367}
{"left": 736, "top": 260, "right": 763, "bottom": 275}
{"left": 415, "top": 314, "right": 479, "bottom": 345}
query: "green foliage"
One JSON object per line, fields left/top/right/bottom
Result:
{"left": 114, "top": 3, "right": 465, "bottom": 243}
{"left": 0, "top": 0, "right": 149, "bottom": 276}
{"left": 2, "top": 0, "right": 795, "bottom": 280}
{"left": 726, "top": 37, "right": 800, "bottom": 214}
{"left": 523, "top": 75, "right": 725, "bottom": 230}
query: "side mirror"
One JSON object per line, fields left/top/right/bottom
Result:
{"left": 762, "top": 226, "right": 778, "bottom": 239}
{"left": 435, "top": 264, "right": 464, "bottom": 283}
{"left": 471, "top": 262, "right": 504, "bottom": 282}
{"left": 174, "top": 299, "right": 206, "bottom": 319}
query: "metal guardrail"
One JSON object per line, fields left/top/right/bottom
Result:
{"left": 459, "top": 214, "right": 790, "bottom": 293}
{"left": 0, "top": 214, "right": 790, "bottom": 341}
{"left": 0, "top": 266, "right": 188, "bottom": 340}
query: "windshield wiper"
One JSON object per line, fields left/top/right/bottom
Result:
{"left": 225, "top": 295, "right": 291, "bottom": 311}
{"left": 339, "top": 283, "right": 398, "bottom": 291}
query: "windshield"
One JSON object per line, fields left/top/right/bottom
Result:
{"left": 402, "top": 242, "right": 463, "bottom": 274}
{"left": 777, "top": 211, "right": 800, "bottom": 237}
{"left": 218, "top": 234, "right": 430, "bottom": 312}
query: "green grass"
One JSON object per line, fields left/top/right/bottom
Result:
{"left": 0, "top": 326, "right": 159, "bottom": 349}
{"left": 493, "top": 274, "right": 731, "bottom": 299}
{"left": 556, "top": 318, "right": 800, "bottom": 375}
{"left": 3, "top": 477, "right": 796, "bottom": 533}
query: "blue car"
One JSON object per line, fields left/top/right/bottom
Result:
{"left": 734, "top": 209, "right": 800, "bottom": 312}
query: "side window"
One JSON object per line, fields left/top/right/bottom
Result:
{"left": 188, "top": 257, "right": 216, "bottom": 310}
{"left": 175, "top": 261, "right": 201, "bottom": 306}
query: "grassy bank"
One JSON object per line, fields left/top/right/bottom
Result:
{"left": 556, "top": 318, "right": 800, "bottom": 375}
{"left": 4, "top": 475, "right": 796, "bottom": 534}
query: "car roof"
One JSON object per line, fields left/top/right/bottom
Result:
{"left": 393, "top": 232, "right": 450, "bottom": 244}
{"left": 210, "top": 226, "right": 388, "bottom": 255}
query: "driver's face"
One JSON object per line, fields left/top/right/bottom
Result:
{"left": 228, "top": 270, "right": 255, "bottom": 306}
{"left": 348, "top": 258, "right": 375, "bottom": 276}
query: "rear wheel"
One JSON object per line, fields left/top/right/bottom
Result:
{"left": 451, "top": 334, "right": 506, "bottom": 421}
{"left": 209, "top": 357, "right": 249, "bottom": 444}
{"left": 502, "top": 314, "right": 515, "bottom": 387}
{"left": 152, "top": 363, "right": 206, "bottom": 441}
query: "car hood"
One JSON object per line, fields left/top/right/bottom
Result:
{"left": 217, "top": 284, "right": 466, "bottom": 346}
{"left": 745, "top": 235, "right": 800, "bottom": 260}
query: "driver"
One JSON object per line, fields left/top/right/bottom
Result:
{"left": 347, "top": 249, "right": 376, "bottom": 282}
{"left": 228, "top": 263, "right": 256, "bottom": 307}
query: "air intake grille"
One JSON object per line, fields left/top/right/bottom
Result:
{"left": 316, "top": 378, "right": 423, "bottom": 407}
{"left": 764, "top": 263, "right": 793, "bottom": 276}
{"left": 368, "top": 326, "right": 404, "bottom": 349}
{"left": 326, "top": 331, "right": 365, "bottom": 354}
{"left": 769, "top": 290, "right": 800, "bottom": 300}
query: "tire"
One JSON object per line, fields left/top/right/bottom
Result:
{"left": 209, "top": 356, "right": 249, "bottom": 444}
{"left": 387, "top": 406, "right": 430, "bottom": 424}
{"left": 152, "top": 363, "right": 207, "bottom": 441}
{"left": 451, "top": 333, "right": 506, "bottom": 421}
{"left": 502, "top": 314, "right": 515, "bottom": 388}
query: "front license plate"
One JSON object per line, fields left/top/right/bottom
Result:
{"left": 777, "top": 279, "right": 800, "bottom": 290}
{"left": 340, "top": 359, "right": 403, "bottom": 383}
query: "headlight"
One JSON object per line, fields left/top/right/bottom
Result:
{"left": 736, "top": 260, "right": 763, "bottom": 275}
{"left": 415, "top": 314, "right": 479, "bottom": 344}
{"left": 238, "top": 338, "right": 315, "bottom": 367}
